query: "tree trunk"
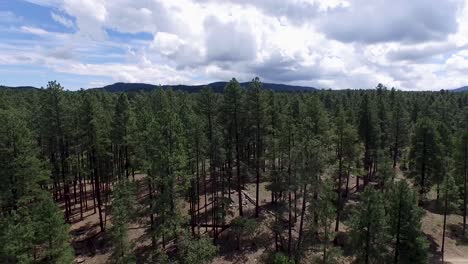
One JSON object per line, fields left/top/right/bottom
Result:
{"left": 294, "top": 190, "right": 298, "bottom": 223}
{"left": 203, "top": 161, "right": 208, "bottom": 232}
{"left": 255, "top": 146, "right": 261, "bottom": 218}
{"left": 288, "top": 189, "right": 292, "bottom": 258}
{"left": 236, "top": 128, "right": 243, "bottom": 217}
{"left": 83, "top": 154, "right": 88, "bottom": 210}
{"left": 393, "top": 122, "right": 399, "bottom": 168}
{"left": 78, "top": 153, "right": 84, "bottom": 220}
{"left": 295, "top": 183, "right": 307, "bottom": 264}
{"left": 147, "top": 175, "right": 155, "bottom": 248}
{"left": 463, "top": 136, "right": 467, "bottom": 236}
{"left": 345, "top": 167, "right": 351, "bottom": 199}
{"left": 419, "top": 132, "right": 427, "bottom": 206}
{"left": 394, "top": 194, "right": 402, "bottom": 263}
{"left": 125, "top": 145, "right": 129, "bottom": 178}
{"left": 365, "top": 202, "right": 371, "bottom": 264}
{"left": 255, "top": 114, "right": 261, "bottom": 218}
{"left": 323, "top": 225, "right": 329, "bottom": 264}
{"left": 335, "top": 147, "right": 343, "bottom": 232}
{"left": 442, "top": 186, "right": 448, "bottom": 262}
{"left": 196, "top": 147, "right": 201, "bottom": 235}
{"left": 356, "top": 176, "right": 360, "bottom": 192}
{"left": 287, "top": 128, "right": 293, "bottom": 258}
{"left": 93, "top": 150, "right": 104, "bottom": 232}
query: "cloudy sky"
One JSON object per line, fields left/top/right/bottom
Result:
{"left": 1, "top": 0, "right": 468, "bottom": 90}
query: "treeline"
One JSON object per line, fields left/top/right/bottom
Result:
{"left": 0, "top": 79, "right": 467, "bottom": 263}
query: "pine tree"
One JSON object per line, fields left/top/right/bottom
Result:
{"left": 179, "top": 234, "right": 218, "bottom": 264}
{"left": 41, "top": 81, "right": 73, "bottom": 221}
{"left": 0, "top": 109, "right": 48, "bottom": 211}
{"left": 231, "top": 216, "right": 259, "bottom": 250}
{"left": 81, "top": 93, "right": 106, "bottom": 231}
{"left": 387, "top": 181, "right": 428, "bottom": 264}
{"left": 197, "top": 87, "right": 224, "bottom": 240}
{"left": 441, "top": 173, "right": 460, "bottom": 261}
{"left": 358, "top": 94, "right": 380, "bottom": 186}
{"left": 245, "top": 77, "right": 268, "bottom": 218}
{"left": 376, "top": 149, "right": 395, "bottom": 192}
{"left": 409, "top": 118, "right": 443, "bottom": 205}
{"left": 316, "top": 179, "right": 340, "bottom": 264}
{"left": 295, "top": 95, "right": 329, "bottom": 262}
{"left": 286, "top": 97, "right": 301, "bottom": 257}
{"left": 454, "top": 108, "right": 468, "bottom": 235}
{"left": 109, "top": 180, "right": 136, "bottom": 263}
{"left": 341, "top": 119, "right": 361, "bottom": 200}
{"left": 143, "top": 90, "right": 188, "bottom": 250}
{"left": 223, "top": 79, "right": 245, "bottom": 217}
{"left": 349, "top": 187, "right": 389, "bottom": 264}
{"left": 265, "top": 91, "right": 286, "bottom": 204}
{"left": 376, "top": 84, "right": 391, "bottom": 151}
{"left": 31, "top": 195, "right": 74, "bottom": 264}
{"left": 0, "top": 209, "right": 34, "bottom": 263}
{"left": 183, "top": 102, "right": 206, "bottom": 235}
{"left": 272, "top": 252, "right": 294, "bottom": 264}
{"left": 111, "top": 93, "right": 136, "bottom": 180}
{"left": 389, "top": 97, "right": 409, "bottom": 168}
{"left": 334, "top": 106, "right": 360, "bottom": 231}
{"left": 0, "top": 108, "right": 73, "bottom": 264}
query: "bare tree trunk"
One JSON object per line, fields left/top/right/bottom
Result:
{"left": 295, "top": 183, "right": 307, "bottom": 263}
{"left": 393, "top": 125, "right": 399, "bottom": 168}
{"left": 147, "top": 175, "right": 155, "bottom": 248}
{"left": 335, "top": 149, "right": 343, "bottom": 232}
{"left": 345, "top": 167, "right": 351, "bottom": 199}
{"left": 255, "top": 114, "right": 262, "bottom": 218}
{"left": 78, "top": 153, "right": 84, "bottom": 220}
{"left": 463, "top": 137, "right": 467, "bottom": 236}
{"left": 418, "top": 133, "right": 427, "bottom": 206}
{"left": 442, "top": 187, "right": 448, "bottom": 262}
{"left": 394, "top": 192, "right": 402, "bottom": 264}
{"left": 288, "top": 189, "right": 292, "bottom": 258}
{"left": 93, "top": 150, "right": 104, "bottom": 232}
{"left": 236, "top": 127, "right": 243, "bottom": 217}
{"left": 196, "top": 147, "right": 201, "bottom": 235}
{"left": 203, "top": 161, "right": 208, "bottom": 232}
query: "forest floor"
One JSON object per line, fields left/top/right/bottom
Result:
{"left": 67, "top": 171, "right": 468, "bottom": 264}
{"left": 422, "top": 192, "right": 468, "bottom": 264}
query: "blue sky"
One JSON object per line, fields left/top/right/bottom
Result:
{"left": 1, "top": 0, "right": 468, "bottom": 90}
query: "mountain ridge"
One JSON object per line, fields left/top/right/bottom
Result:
{"left": 453, "top": 86, "right": 468, "bottom": 92}
{"left": 94, "top": 81, "right": 318, "bottom": 93}
{"left": 3, "top": 83, "right": 468, "bottom": 92}
{"left": 1, "top": 82, "right": 318, "bottom": 92}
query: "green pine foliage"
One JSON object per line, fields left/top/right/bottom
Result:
{"left": 179, "top": 234, "right": 218, "bottom": 264}
{"left": 387, "top": 181, "right": 428, "bottom": 264}
{"left": 0, "top": 106, "right": 73, "bottom": 264}
{"left": 409, "top": 118, "right": 443, "bottom": 203}
{"left": 231, "top": 216, "right": 259, "bottom": 250}
{"left": 1, "top": 79, "right": 467, "bottom": 263}
{"left": 349, "top": 187, "right": 389, "bottom": 263}
{"left": 109, "top": 180, "right": 136, "bottom": 264}
{"left": 31, "top": 196, "right": 74, "bottom": 264}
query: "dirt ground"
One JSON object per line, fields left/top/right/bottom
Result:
{"left": 68, "top": 172, "right": 468, "bottom": 264}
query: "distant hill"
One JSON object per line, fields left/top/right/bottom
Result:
{"left": 0, "top": 85, "right": 39, "bottom": 90}
{"left": 2, "top": 83, "right": 468, "bottom": 92}
{"left": 453, "top": 86, "right": 468, "bottom": 92}
{"left": 0, "top": 82, "right": 316, "bottom": 93}
{"left": 95, "top": 82, "right": 318, "bottom": 93}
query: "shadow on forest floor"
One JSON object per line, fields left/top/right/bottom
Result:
{"left": 423, "top": 199, "right": 444, "bottom": 215}
{"left": 426, "top": 234, "right": 444, "bottom": 264}
{"left": 448, "top": 224, "right": 468, "bottom": 246}
{"left": 73, "top": 230, "right": 112, "bottom": 258}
